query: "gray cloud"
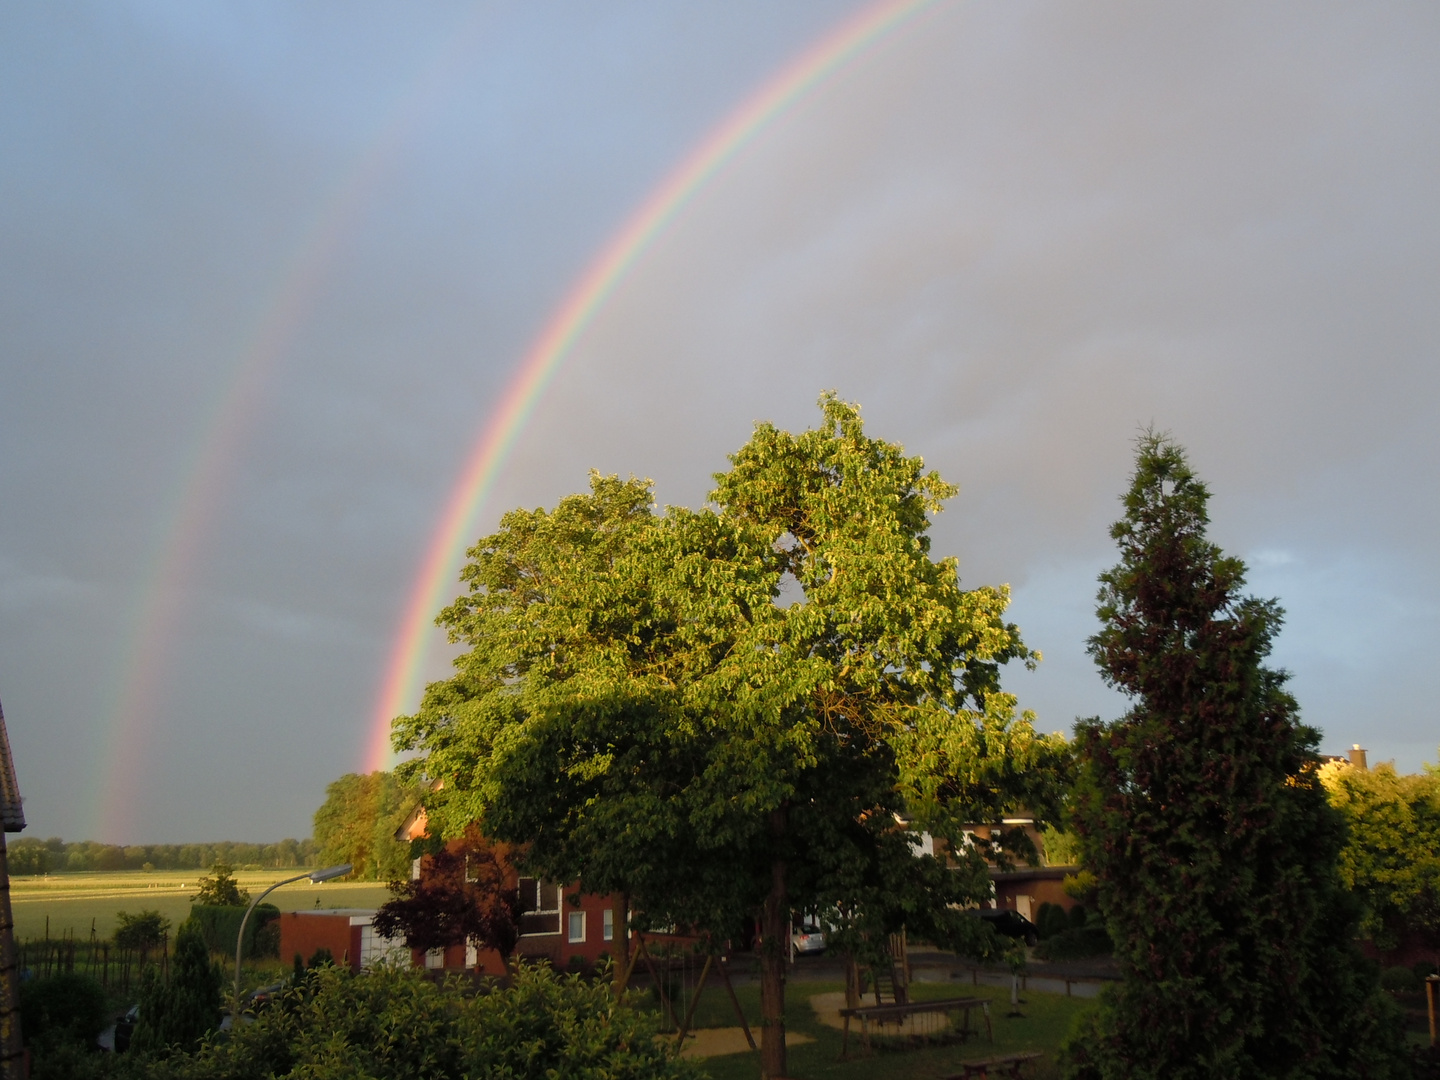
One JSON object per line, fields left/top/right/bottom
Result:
{"left": 2, "top": 1, "right": 1436, "bottom": 841}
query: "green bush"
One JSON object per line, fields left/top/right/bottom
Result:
{"left": 1380, "top": 965, "right": 1420, "bottom": 994}
{"left": 1068, "top": 903, "right": 1088, "bottom": 929}
{"left": 1037, "top": 924, "right": 1112, "bottom": 961}
{"left": 133, "top": 961, "right": 696, "bottom": 1080}
{"left": 19, "top": 971, "right": 107, "bottom": 1046}
{"left": 131, "top": 921, "right": 223, "bottom": 1055}
{"left": 1413, "top": 960, "right": 1438, "bottom": 981}
{"left": 185, "top": 904, "right": 278, "bottom": 958}
{"left": 1036, "top": 902, "right": 1070, "bottom": 940}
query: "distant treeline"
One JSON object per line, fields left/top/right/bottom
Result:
{"left": 5, "top": 837, "right": 321, "bottom": 875}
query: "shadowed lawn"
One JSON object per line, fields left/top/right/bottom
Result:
{"left": 645, "top": 976, "right": 1095, "bottom": 1080}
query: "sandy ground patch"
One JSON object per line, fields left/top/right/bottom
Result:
{"left": 674, "top": 1027, "right": 813, "bottom": 1059}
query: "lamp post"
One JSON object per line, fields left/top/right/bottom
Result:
{"left": 234, "top": 864, "right": 351, "bottom": 1011}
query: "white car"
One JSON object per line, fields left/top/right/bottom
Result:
{"left": 791, "top": 922, "right": 826, "bottom": 955}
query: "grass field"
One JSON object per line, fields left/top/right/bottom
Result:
{"left": 650, "top": 977, "right": 1093, "bottom": 1080}
{"left": 8, "top": 869, "right": 392, "bottom": 940}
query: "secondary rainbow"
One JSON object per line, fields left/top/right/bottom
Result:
{"left": 367, "top": 0, "right": 942, "bottom": 770}
{"left": 94, "top": 9, "right": 495, "bottom": 840}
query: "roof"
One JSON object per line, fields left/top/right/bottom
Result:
{"left": 393, "top": 778, "right": 443, "bottom": 843}
{"left": 0, "top": 698, "right": 25, "bottom": 833}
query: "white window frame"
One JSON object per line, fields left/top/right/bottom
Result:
{"left": 568, "top": 910, "right": 586, "bottom": 944}
{"left": 518, "top": 878, "right": 563, "bottom": 937}
{"left": 603, "top": 908, "right": 614, "bottom": 942}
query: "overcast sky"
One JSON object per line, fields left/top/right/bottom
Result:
{"left": 3, "top": 1, "right": 1437, "bottom": 844}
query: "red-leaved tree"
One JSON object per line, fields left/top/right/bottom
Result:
{"left": 372, "top": 827, "right": 525, "bottom": 963}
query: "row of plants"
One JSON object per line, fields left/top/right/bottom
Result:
{"left": 23, "top": 933, "right": 694, "bottom": 1080}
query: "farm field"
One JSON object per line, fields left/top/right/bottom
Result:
{"left": 9, "top": 869, "right": 391, "bottom": 939}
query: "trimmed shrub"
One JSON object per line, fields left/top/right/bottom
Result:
{"left": 1037, "top": 925, "right": 1112, "bottom": 961}
{"left": 185, "top": 904, "right": 278, "bottom": 958}
{"left": 1380, "top": 966, "right": 1420, "bottom": 994}
{"left": 1036, "top": 902, "right": 1070, "bottom": 940}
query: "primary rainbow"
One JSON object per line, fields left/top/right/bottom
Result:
{"left": 367, "top": 0, "right": 942, "bottom": 770}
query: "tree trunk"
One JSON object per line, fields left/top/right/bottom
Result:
{"left": 760, "top": 807, "right": 788, "bottom": 1080}
{"left": 614, "top": 892, "right": 630, "bottom": 997}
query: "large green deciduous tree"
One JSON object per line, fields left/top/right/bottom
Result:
{"left": 1064, "top": 434, "right": 1406, "bottom": 1080}
{"left": 395, "top": 395, "right": 1067, "bottom": 1079}
{"left": 1321, "top": 756, "right": 1440, "bottom": 955}
{"left": 312, "top": 771, "right": 419, "bottom": 881}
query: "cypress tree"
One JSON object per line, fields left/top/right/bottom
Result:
{"left": 1063, "top": 434, "right": 1406, "bottom": 1080}
{"left": 131, "top": 920, "right": 222, "bottom": 1055}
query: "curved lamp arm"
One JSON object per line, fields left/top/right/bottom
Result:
{"left": 234, "top": 864, "right": 352, "bottom": 1012}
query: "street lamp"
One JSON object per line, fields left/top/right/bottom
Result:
{"left": 234, "top": 864, "right": 351, "bottom": 1010}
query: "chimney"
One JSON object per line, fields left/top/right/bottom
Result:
{"left": 1349, "top": 744, "right": 1368, "bottom": 771}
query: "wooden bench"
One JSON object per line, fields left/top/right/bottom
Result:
{"left": 945, "top": 1050, "right": 1044, "bottom": 1078}
{"left": 839, "top": 996, "right": 992, "bottom": 1058}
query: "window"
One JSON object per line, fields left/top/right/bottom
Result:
{"left": 568, "top": 911, "right": 586, "bottom": 943}
{"left": 517, "top": 878, "right": 561, "bottom": 936}
{"left": 411, "top": 857, "right": 421, "bottom": 882}
{"left": 603, "top": 908, "right": 614, "bottom": 942}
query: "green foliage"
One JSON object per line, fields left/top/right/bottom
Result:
{"left": 28, "top": 838, "right": 319, "bottom": 873}
{"left": 396, "top": 395, "right": 1067, "bottom": 939}
{"left": 8, "top": 837, "right": 50, "bottom": 875}
{"left": 1036, "top": 901, "right": 1069, "bottom": 940}
{"left": 130, "top": 961, "right": 695, "bottom": 1080}
{"left": 185, "top": 904, "right": 279, "bottom": 959}
{"left": 189, "top": 862, "right": 249, "bottom": 907}
{"left": 1040, "top": 824, "right": 1083, "bottom": 867}
{"left": 1379, "top": 966, "right": 1420, "bottom": 994}
{"left": 312, "top": 769, "right": 419, "bottom": 881}
{"left": 1063, "top": 434, "right": 1408, "bottom": 1080}
{"left": 19, "top": 971, "right": 107, "bottom": 1046}
{"left": 1320, "top": 757, "right": 1440, "bottom": 951}
{"left": 131, "top": 920, "right": 223, "bottom": 1055}
{"left": 113, "top": 909, "right": 171, "bottom": 952}
{"left": 394, "top": 396, "right": 1070, "bottom": 1076}
{"left": 1037, "top": 925, "right": 1112, "bottom": 961}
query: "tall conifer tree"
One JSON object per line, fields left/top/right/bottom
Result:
{"left": 1064, "top": 434, "right": 1404, "bottom": 1080}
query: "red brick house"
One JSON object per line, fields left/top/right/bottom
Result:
{"left": 277, "top": 908, "right": 409, "bottom": 973}
{"left": 393, "top": 803, "right": 634, "bottom": 974}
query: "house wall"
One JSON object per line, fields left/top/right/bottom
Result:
{"left": 410, "top": 886, "right": 630, "bottom": 973}
{"left": 278, "top": 911, "right": 363, "bottom": 972}
{"left": 989, "top": 867, "right": 1079, "bottom": 919}
{"left": 514, "top": 888, "right": 625, "bottom": 970}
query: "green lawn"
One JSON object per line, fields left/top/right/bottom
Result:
{"left": 8, "top": 869, "right": 392, "bottom": 940}
{"left": 648, "top": 977, "right": 1094, "bottom": 1080}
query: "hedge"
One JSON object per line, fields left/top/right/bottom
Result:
{"left": 184, "top": 904, "right": 279, "bottom": 959}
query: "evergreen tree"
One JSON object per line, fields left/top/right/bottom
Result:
{"left": 131, "top": 921, "right": 222, "bottom": 1055}
{"left": 1063, "top": 434, "right": 1405, "bottom": 1080}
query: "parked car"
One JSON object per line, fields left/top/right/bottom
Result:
{"left": 791, "top": 922, "right": 826, "bottom": 955}
{"left": 975, "top": 908, "right": 1040, "bottom": 947}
